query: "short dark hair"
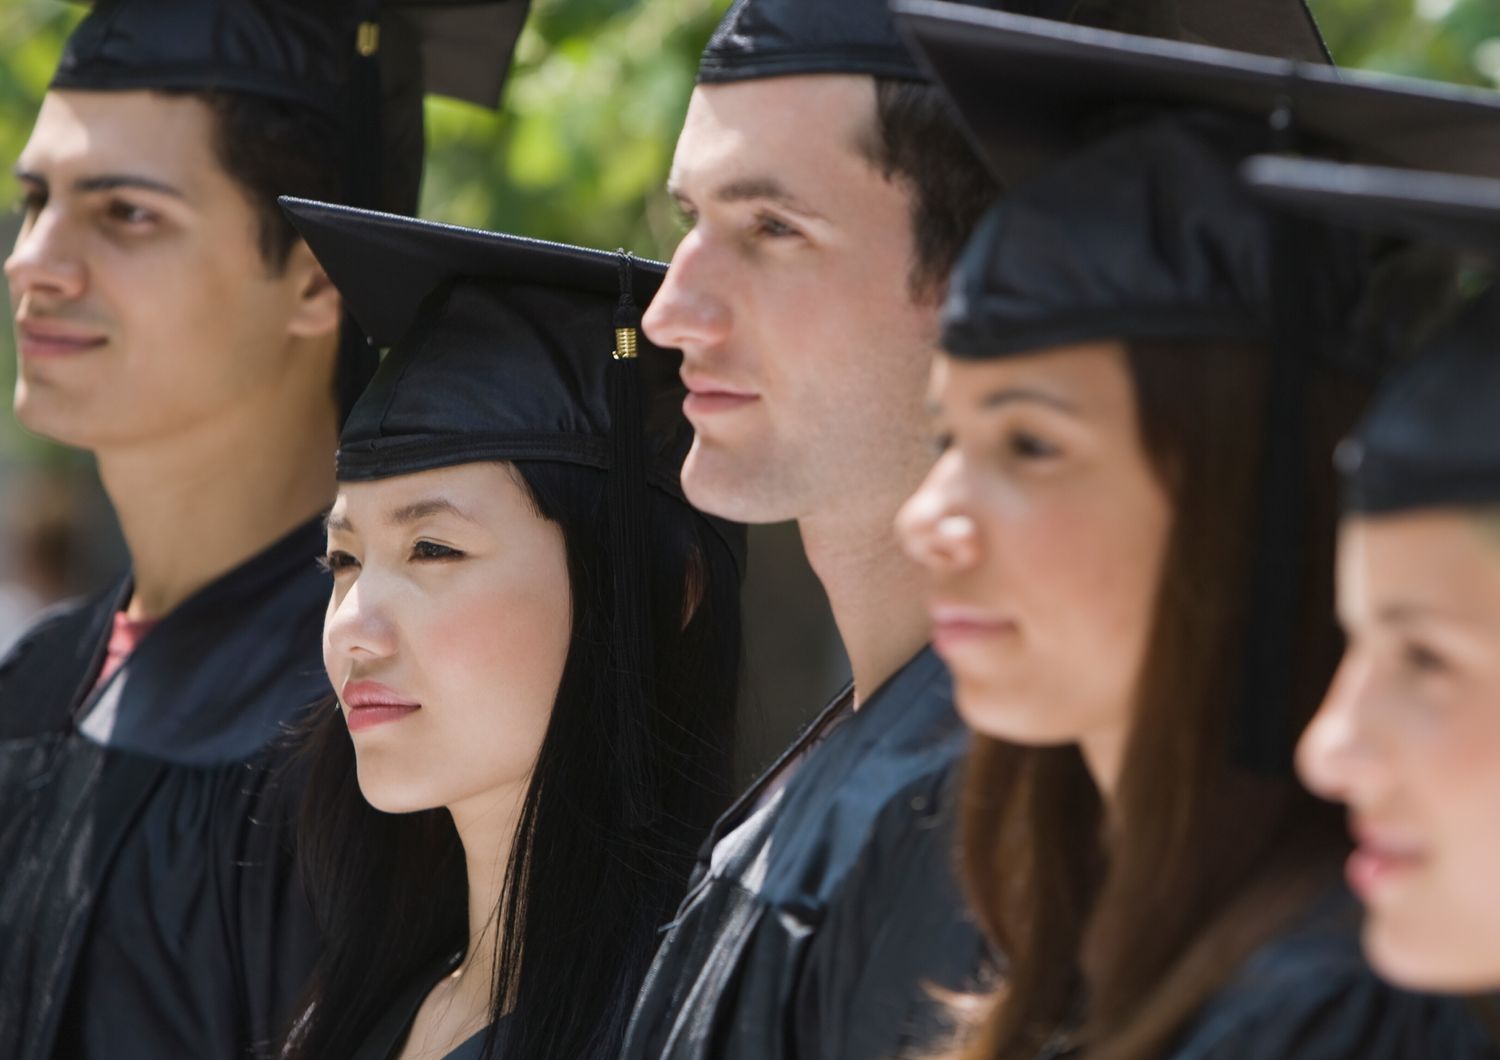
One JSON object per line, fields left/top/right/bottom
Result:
{"left": 162, "top": 88, "right": 375, "bottom": 417}
{"left": 167, "top": 88, "right": 346, "bottom": 273}
{"left": 861, "top": 78, "right": 1001, "bottom": 299}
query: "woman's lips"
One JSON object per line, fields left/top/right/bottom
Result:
{"left": 928, "top": 603, "right": 1018, "bottom": 657}
{"left": 345, "top": 703, "right": 421, "bottom": 733}
{"left": 341, "top": 680, "right": 422, "bottom": 734}
{"left": 1347, "top": 824, "right": 1426, "bottom": 902}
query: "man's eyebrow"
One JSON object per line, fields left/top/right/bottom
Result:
{"left": 671, "top": 175, "right": 824, "bottom": 219}
{"left": 387, "top": 498, "right": 479, "bottom": 527}
{"left": 325, "top": 511, "right": 352, "bottom": 533}
{"left": 11, "top": 167, "right": 186, "bottom": 199}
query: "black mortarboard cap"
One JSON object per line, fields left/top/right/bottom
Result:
{"left": 281, "top": 198, "right": 745, "bottom": 826}
{"left": 1245, "top": 159, "right": 1500, "bottom": 515}
{"left": 700, "top": 0, "right": 1329, "bottom": 85}
{"left": 893, "top": 1, "right": 1500, "bottom": 191}
{"left": 52, "top": 0, "right": 529, "bottom": 215}
{"left": 942, "top": 111, "right": 1366, "bottom": 360}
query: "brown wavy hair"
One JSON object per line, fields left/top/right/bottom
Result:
{"left": 958, "top": 338, "right": 1366, "bottom": 1059}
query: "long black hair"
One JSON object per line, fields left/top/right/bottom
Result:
{"left": 281, "top": 459, "right": 742, "bottom": 1059}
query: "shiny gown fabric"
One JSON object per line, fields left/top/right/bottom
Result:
{"left": 0, "top": 518, "right": 329, "bottom": 1060}
{"left": 622, "top": 648, "right": 989, "bottom": 1060}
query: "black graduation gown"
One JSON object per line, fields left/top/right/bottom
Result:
{"left": 621, "top": 647, "right": 990, "bottom": 1060}
{"left": 349, "top": 950, "right": 509, "bottom": 1060}
{"left": 1168, "top": 886, "right": 1500, "bottom": 1059}
{"left": 0, "top": 517, "right": 329, "bottom": 1060}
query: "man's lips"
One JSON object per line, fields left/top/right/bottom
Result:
{"left": 681, "top": 371, "right": 759, "bottom": 417}
{"left": 341, "top": 679, "right": 422, "bottom": 734}
{"left": 15, "top": 318, "right": 107, "bottom": 359}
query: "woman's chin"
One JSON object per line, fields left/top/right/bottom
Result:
{"left": 952, "top": 677, "right": 1077, "bottom": 747}
{"left": 353, "top": 765, "right": 447, "bottom": 816}
{"left": 1364, "top": 908, "right": 1500, "bottom": 994}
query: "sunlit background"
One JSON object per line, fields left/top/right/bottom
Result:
{"left": 1, "top": 0, "right": 1497, "bottom": 773}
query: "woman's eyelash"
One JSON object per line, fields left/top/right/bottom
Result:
{"left": 1402, "top": 641, "right": 1449, "bottom": 675}
{"left": 412, "top": 540, "right": 464, "bottom": 561}
{"left": 316, "top": 551, "right": 358, "bottom": 574}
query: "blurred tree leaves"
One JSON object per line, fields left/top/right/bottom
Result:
{"left": 2, "top": 0, "right": 1500, "bottom": 463}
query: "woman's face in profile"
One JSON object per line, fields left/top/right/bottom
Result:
{"left": 321, "top": 462, "right": 572, "bottom": 816}
{"left": 896, "top": 342, "right": 1171, "bottom": 789}
{"left": 1299, "top": 509, "right": 1500, "bottom": 992}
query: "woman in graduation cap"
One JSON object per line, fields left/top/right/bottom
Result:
{"left": 1249, "top": 160, "right": 1500, "bottom": 1000}
{"left": 892, "top": 6, "right": 1500, "bottom": 1058}
{"left": 271, "top": 200, "right": 745, "bottom": 1060}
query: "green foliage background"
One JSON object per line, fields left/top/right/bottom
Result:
{"left": 1, "top": 0, "right": 1499, "bottom": 464}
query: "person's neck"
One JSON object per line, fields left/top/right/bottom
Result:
{"left": 98, "top": 376, "right": 338, "bottom": 620}
{"left": 799, "top": 492, "right": 931, "bottom": 708}
{"left": 446, "top": 786, "right": 526, "bottom": 1020}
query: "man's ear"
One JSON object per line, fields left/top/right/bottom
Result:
{"left": 284, "top": 238, "right": 343, "bottom": 340}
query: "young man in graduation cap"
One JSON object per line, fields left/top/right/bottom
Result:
{"left": 621, "top": 1, "right": 1333, "bottom": 1058}
{"left": 0, "top": 2, "right": 524, "bottom": 1058}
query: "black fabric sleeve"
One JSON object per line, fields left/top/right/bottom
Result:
{"left": 792, "top": 769, "right": 993, "bottom": 1060}
{"left": 218, "top": 754, "right": 322, "bottom": 1060}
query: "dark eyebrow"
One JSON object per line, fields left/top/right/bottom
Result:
{"left": 673, "top": 175, "right": 825, "bottom": 219}
{"left": 979, "top": 387, "right": 1079, "bottom": 414}
{"left": 387, "top": 498, "right": 479, "bottom": 527}
{"left": 12, "top": 167, "right": 185, "bottom": 199}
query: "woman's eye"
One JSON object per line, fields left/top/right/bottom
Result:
{"left": 316, "top": 550, "right": 359, "bottom": 575}
{"left": 1009, "top": 431, "right": 1060, "bottom": 460}
{"left": 411, "top": 540, "right": 464, "bottom": 561}
{"left": 1401, "top": 640, "right": 1449, "bottom": 676}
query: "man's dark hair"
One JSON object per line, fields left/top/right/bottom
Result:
{"left": 176, "top": 89, "right": 347, "bottom": 274}
{"left": 161, "top": 88, "right": 374, "bottom": 417}
{"left": 862, "top": 78, "right": 1001, "bottom": 299}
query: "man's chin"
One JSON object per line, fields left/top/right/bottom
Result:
{"left": 680, "top": 438, "right": 802, "bottom": 526}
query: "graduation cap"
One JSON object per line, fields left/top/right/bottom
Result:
{"left": 51, "top": 0, "right": 529, "bottom": 214}
{"left": 892, "top": 1, "right": 1500, "bottom": 191}
{"left": 699, "top": 0, "right": 1328, "bottom": 86}
{"left": 280, "top": 197, "right": 745, "bottom": 825}
{"left": 1244, "top": 158, "right": 1500, "bottom": 515}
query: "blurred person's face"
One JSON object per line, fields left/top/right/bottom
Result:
{"left": 322, "top": 462, "right": 571, "bottom": 815}
{"left": 1298, "top": 510, "right": 1500, "bottom": 991}
{"left": 6, "top": 90, "right": 338, "bottom": 452}
{"left": 645, "top": 75, "right": 939, "bottom": 525}
{"left": 896, "top": 345, "right": 1171, "bottom": 790}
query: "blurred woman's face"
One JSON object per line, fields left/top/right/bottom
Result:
{"left": 322, "top": 462, "right": 571, "bottom": 815}
{"left": 1298, "top": 510, "right": 1500, "bottom": 992}
{"left": 896, "top": 343, "right": 1171, "bottom": 791}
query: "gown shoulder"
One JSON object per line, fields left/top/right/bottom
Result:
{"left": 1171, "top": 889, "right": 1500, "bottom": 1060}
